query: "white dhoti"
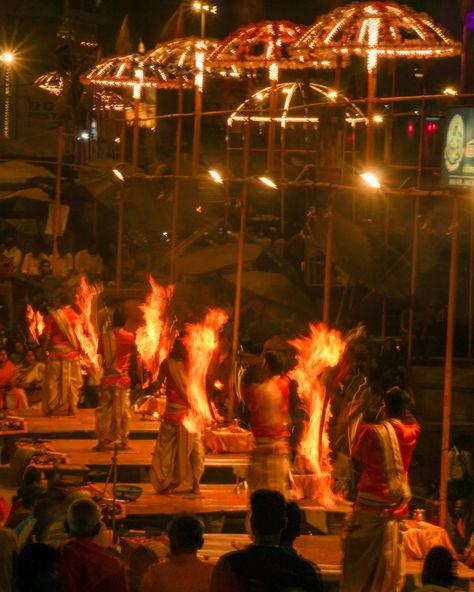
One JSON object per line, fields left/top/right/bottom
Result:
{"left": 95, "top": 385, "right": 131, "bottom": 446}
{"left": 42, "top": 357, "right": 82, "bottom": 416}
{"left": 150, "top": 419, "right": 205, "bottom": 492}
{"left": 341, "top": 509, "right": 404, "bottom": 592}
{"left": 248, "top": 438, "right": 290, "bottom": 495}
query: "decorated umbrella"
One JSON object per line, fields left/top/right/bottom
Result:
{"left": 35, "top": 71, "right": 64, "bottom": 96}
{"left": 293, "top": 1, "right": 461, "bottom": 162}
{"left": 207, "top": 20, "right": 342, "bottom": 171}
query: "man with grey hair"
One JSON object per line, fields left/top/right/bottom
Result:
{"left": 58, "top": 498, "right": 127, "bottom": 592}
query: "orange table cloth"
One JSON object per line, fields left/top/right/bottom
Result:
{"left": 204, "top": 428, "right": 255, "bottom": 454}
{"left": 404, "top": 520, "right": 457, "bottom": 560}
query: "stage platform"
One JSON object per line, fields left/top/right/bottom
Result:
{"left": 19, "top": 408, "right": 159, "bottom": 439}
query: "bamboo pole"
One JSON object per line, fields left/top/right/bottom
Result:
{"left": 132, "top": 97, "right": 140, "bottom": 173}
{"left": 381, "top": 196, "right": 390, "bottom": 337}
{"left": 267, "top": 79, "right": 277, "bottom": 171}
{"left": 439, "top": 196, "right": 459, "bottom": 529}
{"left": 323, "top": 191, "right": 335, "bottom": 325}
{"left": 192, "top": 85, "right": 203, "bottom": 177}
{"left": 366, "top": 68, "right": 376, "bottom": 163}
{"left": 52, "top": 125, "right": 65, "bottom": 274}
{"left": 170, "top": 88, "right": 184, "bottom": 282}
{"left": 407, "top": 93, "right": 426, "bottom": 366}
{"left": 229, "top": 121, "right": 251, "bottom": 421}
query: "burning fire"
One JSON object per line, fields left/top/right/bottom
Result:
{"left": 289, "top": 323, "right": 345, "bottom": 506}
{"left": 26, "top": 304, "right": 45, "bottom": 344}
{"left": 136, "top": 277, "right": 174, "bottom": 383}
{"left": 183, "top": 308, "right": 228, "bottom": 434}
{"left": 74, "top": 277, "right": 100, "bottom": 369}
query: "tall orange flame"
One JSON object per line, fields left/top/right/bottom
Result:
{"left": 136, "top": 277, "right": 174, "bottom": 382}
{"left": 183, "top": 308, "right": 228, "bottom": 435}
{"left": 26, "top": 304, "right": 45, "bottom": 344}
{"left": 75, "top": 277, "right": 100, "bottom": 369}
{"left": 289, "top": 323, "right": 345, "bottom": 506}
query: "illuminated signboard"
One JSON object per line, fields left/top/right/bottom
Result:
{"left": 441, "top": 107, "right": 474, "bottom": 188}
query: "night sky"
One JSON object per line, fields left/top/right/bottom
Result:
{"left": 98, "top": 0, "right": 464, "bottom": 54}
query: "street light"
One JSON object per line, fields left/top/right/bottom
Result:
{"left": 209, "top": 169, "right": 223, "bottom": 184}
{"left": 258, "top": 176, "right": 278, "bottom": 190}
{"left": 192, "top": 2, "right": 218, "bottom": 37}
{"left": 0, "top": 52, "right": 14, "bottom": 64}
{"left": 360, "top": 171, "right": 381, "bottom": 190}
{"left": 0, "top": 51, "right": 14, "bottom": 138}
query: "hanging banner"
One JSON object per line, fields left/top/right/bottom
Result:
{"left": 440, "top": 107, "right": 474, "bottom": 188}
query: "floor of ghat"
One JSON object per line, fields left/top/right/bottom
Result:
{"left": 2, "top": 407, "right": 473, "bottom": 588}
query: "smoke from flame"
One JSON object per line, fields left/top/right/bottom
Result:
{"left": 26, "top": 304, "right": 45, "bottom": 344}
{"left": 289, "top": 323, "right": 345, "bottom": 506}
{"left": 136, "top": 277, "right": 174, "bottom": 383}
{"left": 183, "top": 308, "right": 228, "bottom": 434}
{"left": 75, "top": 277, "right": 100, "bottom": 369}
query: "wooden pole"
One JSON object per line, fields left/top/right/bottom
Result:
{"left": 381, "top": 196, "right": 390, "bottom": 337}
{"left": 229, "top": 121, "right": 251, "bottom": 421}
{"left": 366, "top": 68, "right": 376, "bottom": 163}
{"left": 192, "top": 85, "right": 203, "bottom": 177}
{"left": 170, "top": 88, "right": 184, "bottom": 282}
{"left": 280, "top": 103, "right": 286, "bottom": 234}
{"left": 114, "top": 105, "right": 128, "bottom": 296}
{"left": 439, "top": 196, "right": 459, "bottom": 529}
{"left": 267, "top": 79, "right": 277, "bottom": 171}
{"left": 323, "top": 191, "right": 335, "bottom": 325}
{"left": 407, "top": 94, "right": 426, "bottom": 366}
{"left": 115, "top": 184, "right": 124, "bottom": 296}
{"left": 469, "top": 198, "right": 474, "bottom": 357}
{"left": 132, "top": 97, "right": 140, "bottom": 173}
{"left": 52, "top": 125, "right": 65, "bottom": 274}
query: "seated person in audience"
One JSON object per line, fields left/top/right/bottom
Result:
{"left": 58, "top": 497, "right": 127, "bottom": 592}
{"left": 14, "top": 542, "right": 60, "bottom": 592}
{"left": 416, "top": 545, "right": 459, "bottom": 591}
{"left": 141, "top": 512, "right": 213, "bottom": 592}
{"left": 0, "top": 346, "right": 28, "bottom": 409}
{"left": 52, "top": 243, "right": 74, "bottom": 278}
{"left": 21, "top": 244, "right": 48, "bottom": 277}
{"left": 4, "top": 235, "right": 23, "bottom": 273}
{"left": 74, "top": 244, "right": 104, "bottom": 278}
{"left": 446, "top": 498, "right": 473, "bottom": 557}
{"left": 210, "top": 489, "right": 323, "bottom": 592}
{"left": 9, "top": 340, "right": 25, "bottom": 366}
{"left": 17, "top": 349, "right": 45, "bottom": 406}
{"left": 5, "top": 484, "right": 41, "bottom": 531}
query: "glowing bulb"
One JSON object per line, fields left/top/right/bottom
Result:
{"left": 327, "top": 90, "right": 338, "bottom": 100}
{"left": 1, "top": 52, "right": 14, "bottom": 64}
{"left": 209, "top": 169, "right": 224, "bottom": 184}
{"left": 193, "top": 2, "right": 202, "bottom": 10}
{"left": 360, "top": 172, "right": 381, "bottom": 189}
{"left": 258, "top": 176, "right": 278, "bottom": 190}
{"left": 256, "top": 92, "right": 264, "bottom": 101}
{"left": 443, "top": 87, "right": 458, "bottom": 96}
{"left": 196, "top": 205, "right": 203, "bottom": 213}
{"left": 269, "top": 62, "right": 279, "bottom": 82}
{"left": 373, "top": 114, "right": 383, "bottom": 123}
{"left": 113, "top": 168, "right": 125, "bottom": 182}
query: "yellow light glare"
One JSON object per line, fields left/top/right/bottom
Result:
{"left": 443, "top": 87, "right": 458, "bottom": 96}
{"left": 327, "top": 90, "right": 338, "bottom": 100}
{"left": 360, "top": 172, "right": 381, "bottom": 189}
{"left": 258, "top": 176, "right": 278, "bottom": 190}
{"left": 209, "top": 169, "right": 224, "bottom": 184}
{"left": 1, "top": 52, "right": 14, "bottom": 64}
{"left": 373, "top": 114, "right": 383, "bottom": 123}
{"left": 113, "top": 168, "right": 125, "bottom": 182}
{"left": 193, "top": 2, "right": 202, "bottom": 10}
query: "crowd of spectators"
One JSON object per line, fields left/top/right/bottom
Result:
{"left": 0, "top": 480, "right": 470, "bottom": 591}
